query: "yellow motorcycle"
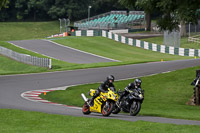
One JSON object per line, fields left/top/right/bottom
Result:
{"left": 81, "top": 87, "right": 118, "bottom": 116}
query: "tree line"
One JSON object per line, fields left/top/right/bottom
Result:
{"left": 0, "top": 0, "right": 200, "bottom": 33}
{"left": 0, "top": 0, "right": 127, "bottom": 21}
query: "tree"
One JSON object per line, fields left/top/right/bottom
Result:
{"left": 27, "top": 0, "right": 43, "bottom": 21}
{"left": 119, "top": 0, "right": 200, "bottom": 36}
{"left": 155, "top": 0, "right": 200, "bottom": 36}
{"left": 15, "top": 0, "right": 29, "bottom": 20}
{"left": 92, "top": 0, "right": 127, "bottom": 16}
{"left": 0, "top": 0, "right": 9, "bottom": 10}
{"left": 119, "top": 0, "right": 155, "bottom": 31}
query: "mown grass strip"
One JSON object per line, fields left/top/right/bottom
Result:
{"left": 0, "top": 21, "right": 60, "bottom": 41}
{"left": 0, "top": 55, "right": 47, "bottom": 75}
{"left": 54, "top": 37, "right": 191, "bottom": 62}
{"left": 1, "top": 109, "right": 200, "bottom": 133}
{"left": 0, "top": 36, "right": 192, "bottom": 75}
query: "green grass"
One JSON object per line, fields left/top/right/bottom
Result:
{"left": 0, "top": 36, "right": 192, "bottom": 75}
{"left": 0, "top": 55, "right": 47, "bottom": 74}
{"left": 0, "top": 41, "right": 76, "bottom": 75}
{"left": 1, "top": 109, "right": 200, "bottom": 133}
{"left": 141, "top": 36, "right": 200, "bottom": 49}
{"left": 0, "top": 21, "right": 194, "bottom": 75}
{"left": 0, "top": 21, "right": 60, "bottom": 41}
{"left": 54, "top": 36, "right": 191, "bottom": 62}
{"left": 40, "top": 65, "right": 200, "bottom": 120}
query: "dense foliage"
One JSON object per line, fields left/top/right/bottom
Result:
{"left": 120, "top": 0, "right": 200, "bottom": 32}
{"left": 0, "top": 0, "right": 9, "bottom": 10}
{"left": 0, "top": 0, "right": 127, "bottom": 21}
{"left": 0, "top": 0, "right": 199, "bottom": 33}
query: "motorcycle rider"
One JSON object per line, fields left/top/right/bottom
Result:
{"left": 116, "top": 78, "right": 142, "bottom": 107}
{"left": 89, "top": 75, "right": 115, "bottom": 106}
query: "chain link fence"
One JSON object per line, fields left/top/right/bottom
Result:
{"left": 164, "top": 30, "right": 180, "bottom": 48}
{"left": 187, "top": 20, "right": 200, "bottom": 44}
{"left": 0, "top": 46, "right": 51, "bottom": 69}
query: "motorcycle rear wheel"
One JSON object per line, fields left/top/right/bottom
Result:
{"left": 130, "top": 101, "right": 141, "bottom": 116}
{"left": 102, "top": 101, "right": 114, "bottom": 116}
{"left": 82, "top": 102, "right": 91, "bottom": 115}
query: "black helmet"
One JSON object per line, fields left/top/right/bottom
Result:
{"left": 107, "top": 75, "right": 115, "bottom": 83}
{"left": 134, "top": 78, "right": 142, "bottom": 87}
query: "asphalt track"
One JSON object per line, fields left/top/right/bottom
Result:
{"left": 1, "top": 59, "right": 200, "bottom": 125}
{"left": 8, "top": 40, "right": 117, "bottom": 64}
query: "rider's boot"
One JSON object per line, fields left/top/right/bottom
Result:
{"left": 89, "top": 97, "right": 95, "bottom": 106}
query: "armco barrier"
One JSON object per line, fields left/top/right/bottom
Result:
{"left": 0, "top": 46, "right": 51, "bottom": 69}
{"left": 102, "top": 30, "right": 200, "bottom": 57}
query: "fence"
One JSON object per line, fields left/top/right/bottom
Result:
{"left": 71, "top": 30, "right": 102, "bottom": 36}
{"left": 49, "top": 29, "right": 200, "bottom": 57}
{"left": 164, "top": 30, "right": 180, "bottom": 48}
{"left": 102, "top": 30, "right": 200, "bottom": 57}
{"left": 0, "top": 46, "right": 51, "bottom": 69}
{"left": 188, "top": 34, "right": 200, "bottom": 44}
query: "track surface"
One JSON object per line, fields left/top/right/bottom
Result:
{"left": 1, "top": 59, "right": 200, "bottom": 125}
{"left": 8, "top": 40, "right": 116, "bottom": 64}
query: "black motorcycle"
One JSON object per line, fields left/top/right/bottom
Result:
{"left": 112, "top": 88, "right": 144, "bottom": 116}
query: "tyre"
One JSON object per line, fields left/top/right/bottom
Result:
{"left": 112, "top": 105, "right": 121, "bottom": 114}
{"left": 82, "top": 102, "right": 91, "bottom": 115}
{"left": 130, "top": 101, "right": 141, "bottom": 116}
{"left": 102, "top": 101, "right": 114, "bottom": 116}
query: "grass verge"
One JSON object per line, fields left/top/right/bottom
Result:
{"left": 40, "top": 66, "right": 200, "bottom": 120}
{"left": 0, "top": 36, "right": 191, "bottom": 75}
{"left": 1, "top": 109, "right": 200, "bottom": 133}
{"left": 53, "top": 36, "right": 191, "bottom": 62}
{"left": 0, "top": 55, "right": 47, "bottom": 75}
{"left": 0, "top": 21, "right": 60, "bottom": 41}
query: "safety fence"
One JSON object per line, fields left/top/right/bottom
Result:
{"left": 48, "top": 29, "right": 200, "bottom": 57}
{"left": 102, "top": 30, "right": 200, "bottom": 57}
{"left": 71, "top": 30, "right": 102, "bottom": 36}
{"left": 0, "top": 46, "right": 52, "bottom": 68}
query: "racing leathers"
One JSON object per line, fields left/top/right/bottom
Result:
{"left": 89, "top": 80, "right": 115, "bottom": 106}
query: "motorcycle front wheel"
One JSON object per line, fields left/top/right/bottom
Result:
{"left": 130, "top": 101, "right": 141, "bottom": 116}
{"left": 82, "top": 102, "right": 91, "bottom": 115}
{"left": 102, "top": 101, "right": 114, "bottom": 116}
{"left": 112, "top": 105, "right": 121, "bottom": 114}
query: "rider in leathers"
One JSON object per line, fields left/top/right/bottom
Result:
{"left": 89, "top": 75, "right": 115, "bottom": 106}
{"left": 117, "top": 78, "right": 142, "bottom": 107}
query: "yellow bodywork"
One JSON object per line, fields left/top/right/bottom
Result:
{"left": 89, "top": 88, "right": 118, "bottom": 113}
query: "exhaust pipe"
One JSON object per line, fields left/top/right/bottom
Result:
{"left": 81, "top": 93, "right": 88, "bottom": 102}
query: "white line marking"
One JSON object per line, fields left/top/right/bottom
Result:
{"left": 44, "top": 39, "right": 120, "bottom": 62}
{"left": 162, "top": 71, "right": 172, "bottom": 74}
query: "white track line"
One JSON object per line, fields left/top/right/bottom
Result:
{"left": 8, "top": 41, "right": 60, "bottom": 61}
